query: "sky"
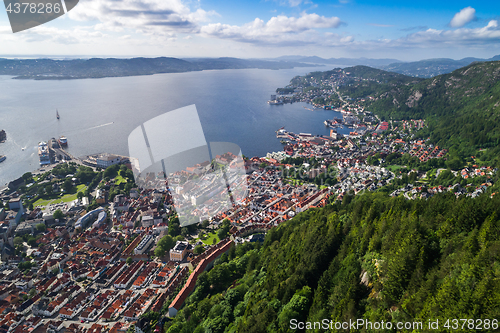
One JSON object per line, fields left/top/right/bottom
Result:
{"left": 0, "top": 0, "right": 500, "bottom": 61}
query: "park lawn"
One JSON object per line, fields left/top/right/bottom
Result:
{"left": 386, "top": 165, "right": 404, "bottom": 172}
{"left": 115, "top": 174, "right": 128, "bottom": 185}
{"left": 201, "top": 231, "right": 220, "bottom": 245}
{"left": 33, "top": 197, "right": 55, "bottom": 207}
{"left": 34, "top": 184, "right": 87, "bottom": 207}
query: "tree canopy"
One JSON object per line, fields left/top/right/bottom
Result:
{"left": 154, "top": 235, "right": 176, "bottom": 258}
{"left": 163, "top": 191, "right": 500, "bottom": 333}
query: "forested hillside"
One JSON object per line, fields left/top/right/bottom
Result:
{"left": 163, "top": 192, "right": 500, "bottom": 333}
{"left": 337, "top": 61, "right": 500, "bottom": 167}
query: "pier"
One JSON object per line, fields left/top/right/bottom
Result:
{"left": 48, "top": 138, "right": 75, "bottom": 163}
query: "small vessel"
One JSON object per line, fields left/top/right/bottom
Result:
{"left": 38, "top": 141, "right": 50, "bottom": 165}
{"left": 0, "top": 155, "right": 6, "bottom": 163}
{"left": 56, "top": 109, "right": 60, "bottom": 120}
{"left": 324, "top": 119, "right": 343, "bottom": 128}
{"left": 268, "top": 100, "right": 283, "bottom": 105}
{"left": 58, "top": 136, "right": 68, "bottom": 146}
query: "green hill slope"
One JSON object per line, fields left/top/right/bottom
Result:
{"left": 337, "top": 61, "right": 500, "bottom": 166}
{"left": 163, "top": 192, "right": 500, "bottom": 333}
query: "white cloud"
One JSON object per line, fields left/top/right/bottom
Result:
{"left": 0, "top": 25, "right": 108, "bottom": 44}
{"left": 449, "top": 6, "right": 476, "bottom": 28}
{"left": 200, "top": 12, "right": 343, "bottom": 45}
{"left": 340, "top": 36, "right": 354, "bottom": 43}
{"left": 0, "top": 26, "right": 12, "bottom": 34}
{"left": 403, "top": 20, "right": 500, "bottom": 45}
{"left": 67, "top": 0, "right": 217, "bottom": 37}
{"left": 303, "top": 20, "right": 500, "bottom": 55}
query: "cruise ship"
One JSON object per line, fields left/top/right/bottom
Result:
{"left": 38, "top": 141, "right": 50, "bottom": 165}
{"left": 58, "top": 136, "right": 68, "bottom": 146}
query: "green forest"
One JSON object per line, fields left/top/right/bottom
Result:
{"left": 162, "top": 191, "right": 500, "bottom": 332}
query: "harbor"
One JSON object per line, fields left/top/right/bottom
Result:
{"left": 276, "top": 127, "right": 338, "bottom": 143}
{"left": 37, "top": 136, "right": 75, "bottom": 166}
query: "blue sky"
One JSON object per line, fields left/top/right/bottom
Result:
{"left": 0, "top": 0, "right": 499, "bottom": 60}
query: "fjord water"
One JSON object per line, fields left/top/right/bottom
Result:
{"left": 0, "top": 66, "right": 348, "bottom": 186}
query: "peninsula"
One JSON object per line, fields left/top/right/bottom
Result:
{"left": 0, "top": 57, "right": 319, "bottom": 80}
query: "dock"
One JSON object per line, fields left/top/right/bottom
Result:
{"left": 48, "top": 138, "right": 75, "bottom": 163}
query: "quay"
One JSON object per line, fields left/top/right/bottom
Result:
{"left": 48, "top": 138, "right": 74, "bottom": 163}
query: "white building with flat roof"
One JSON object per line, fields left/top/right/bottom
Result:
{"left": 96, "top": 154, "right": 121, "bottom": 169}
{"left": 134, "top": 235, "right": 154, "bottom": 255}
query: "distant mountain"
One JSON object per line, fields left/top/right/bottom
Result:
{"left": 270, "top": 55, "right": 309, "bottom": 62}
{"left": 185, "top": 57, "right": 315, "bottom": 70}
{"left": 270, "top": 54, "right": 500, "bottom": 78}
{"left": 380, "top": 55, "right": 500, "bottom": 77}
{"left": 0, "top": 57, "right": 319, "bottom": 80}
{"left": 292, "top": 56, "right": 402, "bottom": 67}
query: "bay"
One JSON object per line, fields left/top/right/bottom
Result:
{"left": 0, "top": 66, "right": 349, "bottom": 186}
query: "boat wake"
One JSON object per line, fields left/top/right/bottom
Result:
{"left": 85, "top": 122, "right": 114, "bottom": 131}
{"left": 7, "top": 136, "right": 28, "bottom": 151}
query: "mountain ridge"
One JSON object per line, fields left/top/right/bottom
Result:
{"left": 0, "top": 57, "right": 320, "bottom": 80}
{"left": 270, "top": 54, "right": 500, "bottom": 77}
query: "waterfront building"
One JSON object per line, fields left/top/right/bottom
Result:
{"left": 96, "top": 153, "right": 121, "bottom": 169}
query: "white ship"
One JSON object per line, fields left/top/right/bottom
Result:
{"left": 38, "top": 141, "right": 50, "bottom": 165}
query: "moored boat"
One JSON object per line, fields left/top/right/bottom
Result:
{"left": 59, "top": 136, "right": 68, "bottom": 146}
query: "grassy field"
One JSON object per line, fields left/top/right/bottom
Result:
{"left": 201, "top": 231, "right": 220, "bottom": 245}
{"left": 385, "top": 164, "right": 404, "bottom": 172}
{"left": 34, "top": 184, "right": 87, "bottom": 207}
